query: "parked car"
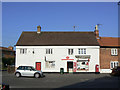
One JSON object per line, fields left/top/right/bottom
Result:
{"left": 15, "top": 66, "right": 45, "bottom": 78}
{"left": 110, "top": 66, "right": 120, "bottom": 76}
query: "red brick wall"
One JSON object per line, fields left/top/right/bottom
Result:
{"left": 100, "top": 48, "right": 120, "bottom": 69}
{"left": 119, "top": 48, "right": 120, "bottom": 64}
{"left": 2, "top": 50, "right": 15, "bottom": 58}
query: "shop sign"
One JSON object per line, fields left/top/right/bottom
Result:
{"left": 77, "top": 59, "right": 90, "bottom": 62}
{"left": 61, "top": 56, "right": 74, "bottom": 60}
{"left": 75, "top": 55, "right": 90, "bottom": 59}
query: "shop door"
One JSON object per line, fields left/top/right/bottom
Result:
{"left": 36, "top": 62, "right": 41, "bottom": 71}
{"left": 67, "top": 62, "right": 73, "bottom": 72}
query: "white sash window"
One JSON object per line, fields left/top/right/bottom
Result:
{"left": 111, "top": 48, "right": 118, "bottom": 55}
{"left": 78, "top": 48, "right": 86, "bottom": 54}
{"left": 110, "top": 61, "right": 119, "bottom": 69}
{"left": 68, "top": 49, "right": 73, "bottom": 55}
{"left": 46, "top": 49, "right": 53, "bottom": 54}
{"left": 20, "top": 48, "right": 27, "bottom": 54}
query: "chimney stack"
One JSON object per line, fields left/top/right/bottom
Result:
{"left": 94, "top": 25, "right": 99, "bottom": 39}
{"left": 8, "top": 46, "right": 13, "bottom": 50}
{"left": 37, "top": 25, "right": 41, "bottom": 34}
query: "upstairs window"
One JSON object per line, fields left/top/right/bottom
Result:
{"left": 78, "top": 48, "right": 86, "bottom": 54}
{"left": 111, "top": 48, "right": 118, "bottom": 55}
{"left": 20, "top": 49, "right": 27, "bottom": 54}
{"left": 68, "top": 49, "right": 73, "bottom": 55}
{"left": 46, "top": 49, "right": 53, "bottom": 54}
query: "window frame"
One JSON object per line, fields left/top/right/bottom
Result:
{"left": 110, "top": 61, "right": 119, "bottom": 69}
{"left": 111, "top": 48, "right": 118, "bottom": 56}
{"left": 45, "top": 61, "right": 55, "bottom": 68}
{"left": 20, "top": 48, "right": 27, "bottom": 54}
{"left": 46, "top": 49, "right": 53, "bottom": 54}
{"left": 68, "top": 49, "right": 73, "bottom": 55}
{"left": 78, "top": 49, "right": 81, "bottom": 54}
{"left": 78, "top": 48, "right": 86, "bottom": 54}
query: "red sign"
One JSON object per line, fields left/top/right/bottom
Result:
{"left": 61, "top": 56, "right": 74, "bottom": 60}
{"left": 85, "top": 61, "right": 89, "bottom": 71}
{"left": 86, "top": 62, "right": 89, "bottom": 65}
{"left": 73, "top": 62, "right": 77, "bottom": 72}
{"left": 88, "top": 59, "right": 90, "bottom": 62}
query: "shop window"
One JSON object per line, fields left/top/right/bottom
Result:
{"left": 111, "top": 48, "right": 118, "bottom": 55}
{"left": 110, "top": 61, "right": 119, "bottom": 69}
{"left": 46, "top": 49, "right": 53, "bottom": 54}
{"left": 77, "top": 60, "right": 89, "bottom": 70}
{"left": 45, "top": 61, "right": 55, "bottom": 68}
{"left": 20, "top": 48, "right": 27, "bottom": 54}
{"left": 78, "top": 48, "right": 86, "bottom": 54}
{"left": 82, "top": 62, "right": 85, "bottom": 65}
{"left": 68, "top": 49, "right": 73, "bottom": 55}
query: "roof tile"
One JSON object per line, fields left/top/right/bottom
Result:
{"left": 16, "top": 31, "right": 99, "bottom": 46}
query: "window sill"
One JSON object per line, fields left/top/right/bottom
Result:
{"left": 111, "top": 55, "right": 118, "bottom": 56}
{"left": 77, "top": 69, "right": 88, "bottom": 70}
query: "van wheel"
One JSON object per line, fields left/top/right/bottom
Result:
{"left": 15, "top": 73, "right": 21, "bottom": 78}
{"left": 34, "top": 73, "right": 40, "bottom": 78}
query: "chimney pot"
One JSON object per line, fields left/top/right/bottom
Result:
{"left": 95, "top": 25, "right": 98, "bottom": 30}
{"left": 94, "top": 25, "right": 99, "bottom": 39}
{"left": 37, "top": 25, "right": 41, "bottom": 33}
{"left": 8, "top": 46, "right": 13, "bottom": 50}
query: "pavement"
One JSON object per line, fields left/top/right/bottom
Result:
{"left": 1, "top": 71, "right": 120, "bottom": 89}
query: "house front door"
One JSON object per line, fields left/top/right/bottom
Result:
{"left": 36, "top": 62, "right": 41, "bottom": 71}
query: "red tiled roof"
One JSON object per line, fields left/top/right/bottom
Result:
{"left": 0, "top": 47, "right": 15, "bottom": 52}
{"left": 97, "top": 37, "right": 120, "bottom": 47}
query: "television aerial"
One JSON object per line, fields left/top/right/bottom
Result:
{"left": 73, "top": 25, "right": 79, "bottom": 32}
{"left": 96, "top": 24, "right": 102, "bottom": 29}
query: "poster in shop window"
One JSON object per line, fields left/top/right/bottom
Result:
{"left": 73, "top": 62, "right": 77, "bottom": 72}
{"left": 85, "top": 62, "right": 89, "bottom": 70}
{"left": 76, "top": 61, "right": 89, "bottom": 70}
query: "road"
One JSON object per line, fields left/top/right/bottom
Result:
{"left": 2, "top": 71, "right": 120, "bottom": 89}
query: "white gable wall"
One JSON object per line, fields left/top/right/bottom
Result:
{"left": 16, "top": 46, "right": 100, "bottom": 72}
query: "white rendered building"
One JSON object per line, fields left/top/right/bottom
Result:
{"left": 15, "top": 26, "right": 100, "bottom": 73}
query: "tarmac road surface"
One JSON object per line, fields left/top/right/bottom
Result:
{"left": 2, "top": 71, "right": 120, "bottom": 89}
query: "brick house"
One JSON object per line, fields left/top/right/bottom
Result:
{"left": 0, "top": 46, "right": 15, "bottom": 58}
{"left": 96, "top": 32, "right": 120, "bottom": 73}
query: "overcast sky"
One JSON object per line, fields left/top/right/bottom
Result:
{"left": 2, "top": 2, "right": 118, "bottom": 47}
